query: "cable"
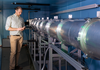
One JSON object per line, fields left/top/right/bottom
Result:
{"left": 41, "top": 47, "right": 50, "bottom": 70}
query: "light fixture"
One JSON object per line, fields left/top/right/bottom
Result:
{"left": 12, "top": 2, "right": 50, "bottom": 6}
{"left": 68, "top": 14, "right": 72, "bottom": 19}
{"left": 54, "top": 16, "right": 58, "bottom": 19}
{"left": 97, "top": 11, "right": 100, "bottom": 18}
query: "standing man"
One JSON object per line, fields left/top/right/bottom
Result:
{"left": 5, "top": 6, "right": 25, "bottom": 70}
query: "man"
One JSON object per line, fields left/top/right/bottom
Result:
{"left": 5, "top": 6, "right": 25, "bottom": 70}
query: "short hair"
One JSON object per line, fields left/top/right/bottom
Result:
{"left": 15, "top": 6, "right": 22, "bottom": 10}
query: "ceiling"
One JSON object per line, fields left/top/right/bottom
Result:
{"left": 0, "top": 0, "right": 85, "bottom": 11}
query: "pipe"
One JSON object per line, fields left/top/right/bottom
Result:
{"left": 45, "top": 19, "right": 61, "bottom": 39}
{"left": 40, "top": 20, "right": 49, "bottom": 33}
{"left": 52, "top": 4, "right": 98, "bottom": 15}
{"left": 12, "top": 2, "right": 50, "bottom": 6}
{"left": 78, "top": 18, "right": 100, "bottom": 59}
{"left": 30, "top": 18, "right": 100, "bottom": 60}
{"left": 57, "top": 19, "right": 86, "bottom": 48}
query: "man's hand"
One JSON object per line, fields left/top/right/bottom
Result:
{"left": 17, "top": 26, "right": 25, "bottom": 31}
{"left": 23, "top": 26, "right": 25, "bottom": 30}
{"left": 17, "top": 28, "right": 24, "bottom": 31}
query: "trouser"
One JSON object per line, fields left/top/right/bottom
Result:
{"left": 9, "top": 35, "right": 23, "bottom": 70}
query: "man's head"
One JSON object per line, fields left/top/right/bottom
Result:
{"left": 15, "top": 6, "right": 22, "bottom": 17}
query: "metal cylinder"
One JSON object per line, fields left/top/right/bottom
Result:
{"left": 45, "top": 19, "right": 61, "bottom": 38}
{"left": 30, "top": 18, "right": 100, "bottom": 59}
{"left": 29, "top": 19, "right": 36, "bottom": 28}
{"left": 39, "top": 20, "right": 49, "bottom": 33}
{"left": 57, "top": 20, "right": 86, "bottom": 48}
{"left": 36, "top": 20, "right": 42, "bottom": 31}
{"left": 78, "top": 18, "right": 100, "bottom": 59}
{"left": 33, "top": 20, "right": 38, "bottom": 30}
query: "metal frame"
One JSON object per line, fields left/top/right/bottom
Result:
{"left": 29, "top": 29, "right": 87, "bottom": 70}
{"left": 29, "top": 31, "right": 66, "bottom": 70}
{"left": 42, "top": 35, "right": 86, "bottom": 70}
{"left": 42, "top": 39, "right": 85, "bottom": 70}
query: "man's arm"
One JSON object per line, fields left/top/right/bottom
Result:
{"left": 5, "top": 17, "right": 11, "bottom": 30}
{"left": 8, "top": 27, "right": 25, "bottom": 31}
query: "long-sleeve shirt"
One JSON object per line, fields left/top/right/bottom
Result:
{"left": 5, "top": 14, "right": 25, "bottom": 36}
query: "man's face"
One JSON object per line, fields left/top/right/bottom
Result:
{"left": 15, "top": 9, "right": 22, "bottom": 16}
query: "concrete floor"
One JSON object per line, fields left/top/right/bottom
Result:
{"left": 1, "top": 46, "right": 34, "bottom": 70}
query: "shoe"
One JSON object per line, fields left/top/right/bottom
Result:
{"left": 15, "top": 66, "right": 23, "bottom": 69}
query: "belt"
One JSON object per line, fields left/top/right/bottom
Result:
{"left": 13, "top": 35, "right": 20, "bottom": 36}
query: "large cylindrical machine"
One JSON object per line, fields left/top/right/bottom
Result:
{"left": 56, "top": 20, "right": 86, "bottom": 48}
{"left": 45, "top": 19, "right": 61, "bottom": 39}
{"left": 39, "top": 20, "right": 49, "bottom": 33}
{"left": 78, "top": 18, "right": 100, "bottom": 59}
{"left": 29, "top": 18, "right": 100, "bottom": 60}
